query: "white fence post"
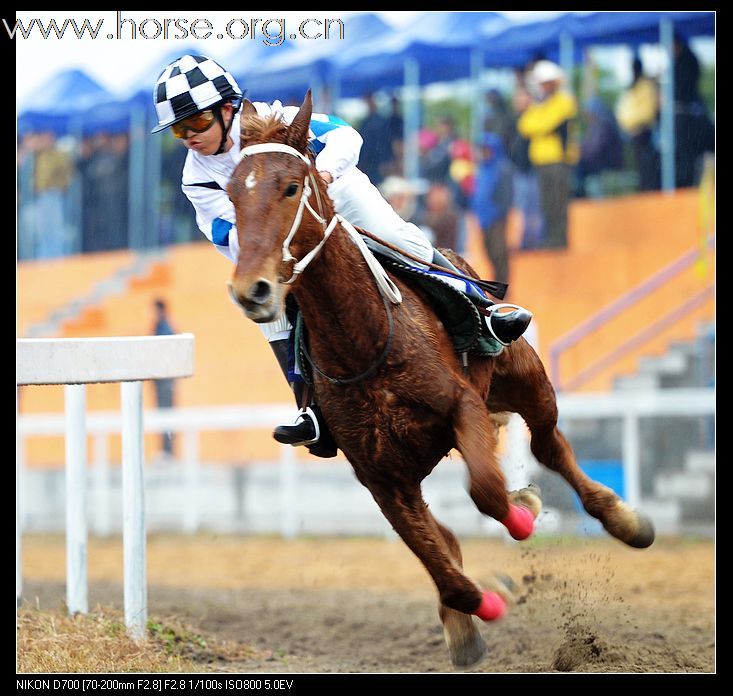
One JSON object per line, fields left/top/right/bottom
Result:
{"left": 279, "top": 445, "right": 298, "bottom": 539}
{"left": 121, "top": 381, "right": 147, "bottom": 640}
{"left": 64, "top": 384, "right": 88, "bottom": 615}
{"left": 16, "top": 390, "right": 22, "bottom": 607}
{"left": 182, "top": 430, "right": 200, "bottom": 534}
{"left": 92, "top": 434, "right": 111, "bottom": 538}
{"left": 622, "top": 413, "right": 642, "bottom": 509}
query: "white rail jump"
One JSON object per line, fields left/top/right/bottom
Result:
{"left": 16, "top": 334, "right": 195, "bottom": 639}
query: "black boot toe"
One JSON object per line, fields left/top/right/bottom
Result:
{"left": 273, "top": 415, "right": 317, "bottom": 445}
{"left": 490, "top": 309, "right": 533, "bottom": 345}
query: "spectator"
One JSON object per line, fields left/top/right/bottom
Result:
{"left": 379, "top": 176, "right": 418, "bottom": 225}
{"left": 484, "top": 89, "right": 514, "bottom": 151}
{"left": 418, "top": 128, "right": 439, "bottom": 180}
{"left": 471, "top": 133, "right": 514, "bottom": 286}
{"left": 384, "top": 95, "right": 404, "bottom": 178}
{"left": 673, "top": 34, "right": 715, "bottom": 188}
{"left": 506, "top": 84, "right": 545, "bottom": 250}
{"left": 575, "top": 97, "right": 624, "bottom": 198}
{"left": 518, "top": 61, "right": 577, "bottom": 249}
{"left": 449, "top": 139, "right": 476, "bottom": 203}
{"left": 79, "top": 132, "right": 129, "bottom": 252}
{"left": 17, "top": 133, "right": 39, "bottom": 260}
{"left": 357, "top": 92, "right": 392, "bottom": 185}
{"left": 31, "top": 131, "right": 74, "bottom": 259}
{"left": 419, "top": 183, "right": 460, "bottom": 251}
{"left": 422, "top": 115, "right": 456, "bottom": 185}
{"left": 615, "top": 57, "right": 661, "bottom": 192}
{"left": 151, "top": 299, "right": 177, "bottom": 457}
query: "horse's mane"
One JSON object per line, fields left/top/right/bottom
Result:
{"left": 240, "top": 114, "right": 289, "bottom": 146}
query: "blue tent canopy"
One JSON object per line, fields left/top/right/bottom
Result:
{"left": 481, "top": 11, "right": 715, "bottom": 67}
{"left": 571, "top": 11, "right": 714, "bottom": 48}
{"left": 17, "top": 12, "right": 715, "bottom": 137}
{"left": 18, "top": 69, "right": 113, "bottom": 137}
{"left": 239, "top": 13, "right": 396, "bottom": 103}
{"left": 333, "top": 12, "right": 511, "bottom": 96}
{"left": 481, "top": 13, "right": 580, "bottom": 67}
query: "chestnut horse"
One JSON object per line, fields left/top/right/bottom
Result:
{"left": 226, "top": 92, "right": 654, "bottom": 667}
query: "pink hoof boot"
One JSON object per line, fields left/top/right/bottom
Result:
{"left": 502, "top": 503, "right": 535, "bottom": 540}
{"left": 474, "top": 591, "right": 507, "bottom": 622}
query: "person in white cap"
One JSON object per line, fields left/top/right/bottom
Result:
{"left": 151, "top": 54, "right": 534, "bottom": 457}
{"left": 518, "top": 60, "right": 577, "bottom": 249}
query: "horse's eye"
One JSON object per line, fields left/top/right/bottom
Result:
{"left": 284, "top": 182, "right": 299, "bottom": 198}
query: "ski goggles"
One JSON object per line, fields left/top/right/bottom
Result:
{"left": 171, "top": 109, "right": 216, "bottom": 139}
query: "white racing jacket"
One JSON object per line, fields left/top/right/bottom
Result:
{"left": 180, "top": 101, "right": 363, "bottom": 263}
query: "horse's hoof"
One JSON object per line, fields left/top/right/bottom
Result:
{"left": 627, "top": 512, "right": 656, "bottom": 548}
{"left": 509, "top": 485, "right": 543, "bottom": 519}
{"left": 449, "top": 632, "right": 488, "bottom": 668}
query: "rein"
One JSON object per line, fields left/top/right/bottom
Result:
{"left": 238, "top": 141, "right": 399, "bottom": 384}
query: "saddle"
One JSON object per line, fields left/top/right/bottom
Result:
{"left": 292, "top": 253, "right": 504, "bottom": 386}
{"left": 373, "top": 253, "right": 505, "bottom": 357}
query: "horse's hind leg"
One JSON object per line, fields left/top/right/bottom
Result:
{"left": 488, "top": 342, "right": 655, "bottom": 548}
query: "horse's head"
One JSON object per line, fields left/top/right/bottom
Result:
{"left": 226, "top": 90, "right": 326, "bottom": 323}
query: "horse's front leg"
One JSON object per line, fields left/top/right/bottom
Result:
{"left": 365, "top": 478, "right": 509, "bottom": 632}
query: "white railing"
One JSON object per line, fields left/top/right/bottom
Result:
{"left": 18, "top": 388, "right": 715, "bottom": 536}
{"left": 16, "top": 335, "right": 195, "bottom": 639}
{"left": 556, "top": 388, "right": 715, "bottom": 509}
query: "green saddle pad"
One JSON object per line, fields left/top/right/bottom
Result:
{"left": 375, "top": 255, "right": 504, "bottom": 357}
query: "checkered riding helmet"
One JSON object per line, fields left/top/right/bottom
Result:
{"left": 151, "top": 54, "right": 242, "bottom": 134}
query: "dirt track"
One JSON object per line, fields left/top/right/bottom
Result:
{"left": 21, "top": 535, "right": 715, "bottom": 673}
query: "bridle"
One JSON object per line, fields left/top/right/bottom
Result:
{"left": 237, "top": 142, "right": 401, "bottom": 384}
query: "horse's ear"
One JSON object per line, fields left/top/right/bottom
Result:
{"left": 239, "top": 99, "right": 258, "bottom": 145}
{"left": 287, "top": 89, "right": 313, "bottom": 154}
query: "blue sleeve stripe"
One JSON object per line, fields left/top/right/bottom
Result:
{"left": 309, "top": 114, "right": 350, "bottom": 138}
{"left": 211, "top": 217, "right": 233, "bottom": 247}
{"left": 308, "top": 140, "right": 325, "bottom": 155}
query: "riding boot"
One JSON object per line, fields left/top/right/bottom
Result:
{"left": 269, "top": 339, "right": 338, "bottom": 458}
{"left": 431, "top": 249, "right": 533, "bottom": 345}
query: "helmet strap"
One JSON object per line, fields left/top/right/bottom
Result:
{"left": 213, "top": 100, "right": 241, "bottom": 155}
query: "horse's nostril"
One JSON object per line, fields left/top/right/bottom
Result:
{"left": 248, "top": 279, "right": 272, "bottom": 305}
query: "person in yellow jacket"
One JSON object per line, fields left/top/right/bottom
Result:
{"left": 615, "top": 57, "right": 661, "bottom": 192}
{"left": 518, "top": 61, "right": 577, "bottom": 249}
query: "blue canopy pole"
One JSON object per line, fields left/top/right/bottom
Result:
{"left": 127, "top": 105, "right": 146, "bottom": 251}
{"left": 403, "top": 57, "right": 421, "bottom": 182}
{"left": 311, "top": 74, "right": 325, "bottom": 112}
{"left": 560, "top": 31, "right": 575, "bottom": 97}
{"left": 329, "top": 72, "right": 341, "bottom": 116}
{"left": 659, "top": 17, "right": 676, "bottom": 192}
{"left": 470, "top": 47, "right": 484, "bottom": 146}
{"left": 68, "top": 115, "right": 84, "bottom": 255}
{"left": 144, "top": 127, "right": 162, "bottom": 249}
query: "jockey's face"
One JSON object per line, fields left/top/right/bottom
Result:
{"left": 177, "top": 103, "right": 234, "bottom": 155}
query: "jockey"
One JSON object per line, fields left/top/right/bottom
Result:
{"left": 152, "top": 54, "right": 533, "bottom": 458}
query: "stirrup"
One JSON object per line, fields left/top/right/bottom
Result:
{"left": 274, "top": 406, "right": 320, "bottom": 447}
{"left": 484, "top": 303, "right": 533, "bottom": 346}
